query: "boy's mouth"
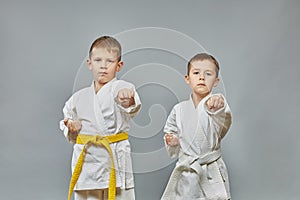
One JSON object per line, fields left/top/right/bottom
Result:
{"left": 197, "top": 83, "right": 206, "bottom": 86}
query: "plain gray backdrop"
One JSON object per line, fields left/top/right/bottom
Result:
{"left": 1, "top": 0, "right": 299, "bottom": 199}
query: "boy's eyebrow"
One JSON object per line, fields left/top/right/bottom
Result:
{"left": 190, "top": 65, "right": 199, "bottom": 69}
{"left": 192, "top": 66, "right": 214, "bottom": 70}
{"left": 190, "top": 67, "right": 200, "bottom": 71}
{"left": 92, "top": 56, "right": 117, "bottom": 60}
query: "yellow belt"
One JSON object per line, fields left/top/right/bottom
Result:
{"left": 68, "top": 132, "right": 128, "bottom": 200}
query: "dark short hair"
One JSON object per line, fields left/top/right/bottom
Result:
{"left": 89, "top": 36, "right": 122, "bottom": 61}
{"left": 187, "top": 53, "right": 219, "bottom": 77}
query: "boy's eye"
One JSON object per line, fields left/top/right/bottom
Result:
{"left": 205, "top": 71, "right": 212, "bottom": 76}
{"left": 193, "top": 71, "right": 199, "bottom": 75}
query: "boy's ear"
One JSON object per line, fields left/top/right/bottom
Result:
{"left": 87, "top": 58, "right": 92, "bottom": 70}
{"left": 213, "top": 77, "right": 220, "bottom": 87}
{"left": 184, "top": 75, "right": 190, "bottom": 84}
{"left": 116, "top": 61, "right": 124, "bottom": 72}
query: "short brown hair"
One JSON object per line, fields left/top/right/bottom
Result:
{"left": 89, "top": 36, "right": 122, "bottom": 61}
{"left": 187, "top": 53, "right": 219, "bottom": 77}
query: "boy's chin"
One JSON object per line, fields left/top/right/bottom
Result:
{"left": 194, "top": 90, "right": 210, "bottom": 97}
{"left": 96, "top": 77, "right": 113, "bottom": 84}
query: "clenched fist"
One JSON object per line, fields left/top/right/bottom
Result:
{"left": 206, "top": 95, "right": 224, "bottom": 112}
{"left": 117, "top": 88, "right": 135, "bottom": 108}
{"left": 165, "top": 133, "right": 179, "bottom": 146}
{"left": 64, "top": 119, "right": 82, "bottom": 142}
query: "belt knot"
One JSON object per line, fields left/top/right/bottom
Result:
{"left": 68, "top": 132, "right": 129, "bottom": 200}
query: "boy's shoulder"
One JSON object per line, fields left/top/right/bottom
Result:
{"left": 113, "top": 79, "right": 135, "bottom": 89}
{"left": 72, "top": 86, "right": 93, "bottom": 97}
{"left": 173, "top": 99, "right": 191, "bottom": 109}
{"left": 114, "top": 79, "right": 134, "bottom": 85}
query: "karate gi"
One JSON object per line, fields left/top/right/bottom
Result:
{"left": 161, "top": 93, "right": 232, "bottom": 200}
{"left": 59, "top": 78, "right": 141, "bottom": 199}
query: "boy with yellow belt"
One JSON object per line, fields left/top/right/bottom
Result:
{"left": 59, "top": 36, "right": 141, "bottom": 200}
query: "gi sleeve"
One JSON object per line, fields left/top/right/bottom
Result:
{"left": 164, "top": 106, "right": 180, "bottom": 158}
{"left": 205, "top": 93, "right": 232, "bottom": 139}
{"left": 114, "top": 81, "right": 141, "bottom": 117}
{"left": 59, "top": 95, "right": 76, "bottom": 143}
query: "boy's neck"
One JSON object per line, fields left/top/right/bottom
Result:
{"left": 191, "top": 93, "right": 207, "bottom": 108}
{"left": 93, "top": 81, "right": 106, "bottom": 94}
{"left": 94, "top": 83, "right": 102, "bottom": 93}
{"left": 93, "top": 78, "right": 116, "bottom": 94}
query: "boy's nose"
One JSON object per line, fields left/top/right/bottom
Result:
{"left": 100, "top": 62, "right": 108, "bottom": 69}
{"left": 199, "top": 75, "right": 205, "bottom": 80}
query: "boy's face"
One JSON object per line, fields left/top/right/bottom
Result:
{"left": 87, "top": 47, "right": 123, "bottom": 87}
{"left": 185, "top": 59, "right": 219, "bottom": 98}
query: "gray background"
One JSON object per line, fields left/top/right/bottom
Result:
{"left": 1, "top": 0, "right": 299, "bottom": 199}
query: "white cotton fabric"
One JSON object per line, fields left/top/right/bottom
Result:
{"left": 74, "top": 188, "right": 135, "bottom": 200}
{"left": 162, "top": 93, "right": 232, "bottom": 200}
{"left": 59, "top": 78, "right": 141, "bottom": 191}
